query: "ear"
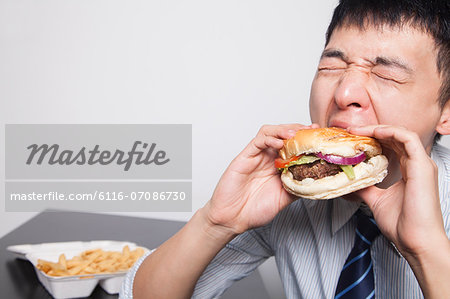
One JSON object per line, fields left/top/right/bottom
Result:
{"left": 436, "top": 100, "right": 450, "bottom": 135}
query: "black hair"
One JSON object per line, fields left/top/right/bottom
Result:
{"left": 325, "top": 0, "right": 450, "bottom": 109}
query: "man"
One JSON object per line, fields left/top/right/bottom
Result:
{"left": 122, "top": 0, "right": 450, "bottom": 298}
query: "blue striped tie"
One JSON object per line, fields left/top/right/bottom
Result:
{"left": 334, "top": 210, "right": 380, "bottom": 299}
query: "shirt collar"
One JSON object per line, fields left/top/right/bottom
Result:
{"left": 330, "top": 197, "right": 404, "bottom": 257}
{"left": 331, "top": 197, "right": 360, "bottom": 236}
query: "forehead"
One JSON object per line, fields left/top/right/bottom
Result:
{"left": 325, "top": 25, "right": 438, "bottom": 71}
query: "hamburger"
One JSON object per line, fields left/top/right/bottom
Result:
{"left": 276, "top": 127, "right": 388, "bottom": 200}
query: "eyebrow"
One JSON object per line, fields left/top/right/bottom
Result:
{"left": 320, "top": 49, "right": 349, "bottom": 63}
{"left": 374, "top": 56, "right": 413, "bottom": 73}
{"left": 320, "top": 49, "right": 413, "bottom": 74}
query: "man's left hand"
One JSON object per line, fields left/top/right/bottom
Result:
{"left": 348, "top": 125, "right": 450, "bottom": 299}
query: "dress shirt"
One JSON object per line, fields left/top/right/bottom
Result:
{"left": 120, "top": 144, "right": 450, "bottom": 299}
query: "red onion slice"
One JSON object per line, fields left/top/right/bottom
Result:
{"left": 316, "top": 152, "right": 366, "bottom": 165}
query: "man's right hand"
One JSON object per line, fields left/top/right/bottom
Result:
{"left": 133, "top": 123, "right": 317, "bottom": 299}
{"left": 205, "top": 123, "right": 319, "bottom": 235}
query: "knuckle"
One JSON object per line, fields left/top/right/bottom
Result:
{"left": 408, "top": 130, "right": 419, "bottom": 139}
{"left": 258, "top": 124, "right": 270, "bottom": 134}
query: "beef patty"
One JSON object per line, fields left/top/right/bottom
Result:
{"left": 288, "top": 160, "right": 342, "bottom": 181}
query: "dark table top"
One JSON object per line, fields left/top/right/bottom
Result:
{"left": 0, "top": 210, "right": 270, "bottom": 299}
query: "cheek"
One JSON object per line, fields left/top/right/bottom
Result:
{"left": 373, "top": 85, "right": 430, "bottom": 125}
{"left": 373, "top": 92, "right": 419, "bottom": 128}
{"left": 373, "top": 96, "right": 439, "bottom": 145}
{"left": 309, "top": 77, "right": 333, "bottom": 124}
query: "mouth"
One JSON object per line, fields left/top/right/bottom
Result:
{"left": 327, "top": 120, "right": 353, "bottom": 129}
{"left": 328, "top": 117, "right": 374, "bottom": 130}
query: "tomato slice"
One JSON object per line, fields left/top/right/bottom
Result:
{"left": 274, "top": 155, "right": 302, "bottom": 168}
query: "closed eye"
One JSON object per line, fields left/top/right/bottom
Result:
{"left": 372, "top": 71, "right": 405, "bottom": 84}
{"left": 318, "top": 67, "right": 345, "bottom": 72}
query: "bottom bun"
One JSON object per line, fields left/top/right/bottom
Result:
{"left": 281, "top": 155, "right": 388, "bottom": 200}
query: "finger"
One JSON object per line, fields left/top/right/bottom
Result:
{"left": 245, "top": 124, "right": 315, "bottom": 157}
{"left": 348, "top": 125, "right": 428, "bottom": 161}
{"left": 371, "top": 126, "right": 428, "bottom": 161}
{"left": 253, "top": 136, "right": 284, "bottom": 152}
{"left": 260, "top": 123, "right": 315, "bottom": 140}
{"left": 347, "top": 125, "right": 389, "bottom": 137}
{"left": 348, "top": 125, "right": 406, "bottom": 157}
{"left": 353, "top": 185, "right": 383, "bottom": 212}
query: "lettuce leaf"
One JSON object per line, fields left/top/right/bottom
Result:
{"left": 339, "top": 165, "right": 355, "bottom": 180}
{"left": 285, "top": 155, "right": 320, "bottom": 168}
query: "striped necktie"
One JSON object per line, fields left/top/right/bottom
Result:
{"left": 334, "top": 210, "right": 381, "bottom": 299}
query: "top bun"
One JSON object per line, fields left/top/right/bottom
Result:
{"left": 279, "top": 127, "right": 382, "bottom": 159}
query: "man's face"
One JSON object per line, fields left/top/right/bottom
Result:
{"left": 309, "top": 24, "right": 442, "bottom": 151}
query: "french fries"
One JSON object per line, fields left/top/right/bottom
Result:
{"left": 36, "top": 245, "right": 145, "bottom": 277}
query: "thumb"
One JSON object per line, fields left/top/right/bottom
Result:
{"left": 354, "top": 185, "right": 383, "bottom": 211}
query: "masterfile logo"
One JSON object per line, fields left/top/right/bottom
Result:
{"left": 26, "top": 141, "right": 170, "bottom": 171}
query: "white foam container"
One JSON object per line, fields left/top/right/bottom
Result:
{"left": 8, "top": 241, "right": 149, "bottom": 299}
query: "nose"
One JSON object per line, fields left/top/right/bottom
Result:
{"left": 334, "top": 70, "right": 370, "bottom": 110}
